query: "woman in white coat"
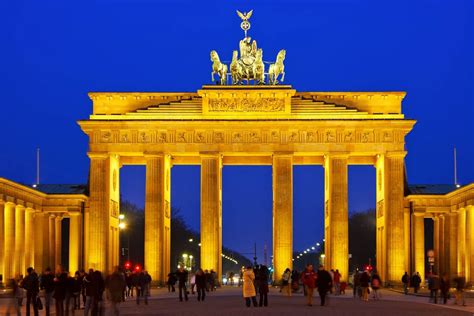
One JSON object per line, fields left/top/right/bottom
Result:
{"left": 242, "top": 266, "right": 258, "bottom": 307}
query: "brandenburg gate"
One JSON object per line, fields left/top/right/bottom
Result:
{"left": 77, "top": 10, "right": 415, "bottom": 284}
{"left": 78, "top": 85, "right": 415, "bottom": 284}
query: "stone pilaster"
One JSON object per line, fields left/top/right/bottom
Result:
{"left": 34, "top": 212, "right": 46, "bottom": 273}
{"left": 445, "top": 213, "right": 458, "bottom": 278}
{"left": 0, "top": 201, "right": 4, "bottom": 280}
{"left": 4, "top": 203, "right": 16, "bottom": 280}
{"left": 200, "top": 153, "right": 222, "bottom": 280}
{"left": 24, "top": 208, "right": 35, "bottom": 269}
{"left": 324, "top": 154, "right": 348, "bottom": 282}
{"left": 412, "top": 214, "right": 425, "bottom": 278}
{"left": 55, "top": 216, "right": 62, "bottom": 267}
{"left": 457, "top": 208, "right": 466, "bottom": 276}
{"left": 49, "top": 215, "right": 56, "bottom": 269}
{"left": 439, "top": 215, "right": 445, "bottom": 276}
{"left": 272, "top": 154, "right": 293, "bottom": 282}
{"left": 15, "top": 204, "right": 25, "bottom": 275}
{"left": 377, "top": 152, "right": 406, "bottom": 284}
{"left": 69, "top": 213, "right": 82, "bottom": 273}
{"left": 145, "top": 153, "right": 171, "bottom": 283}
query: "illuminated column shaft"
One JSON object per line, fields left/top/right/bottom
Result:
{"left": 34, "top": 212, "right": 47, "bottom": 273}
{"left": 272, "top": 154, "right": 293, "bottom": 282}
{"left": 24, "top": 208, "right": 35, "bottom": 269}
{"left": 55, "top": 216, "right": 62, "bottom": 267}
{"left": 15, "top": 205, "right": 26, "bottom": 275}
{"left": 49, "top": 215, "right": 56, "bottom": 269}
{"left": 145, "top": 154, "right": 171, "bottom": 283}
{"left": 200, "top": 154, "right": 222, "bottom": 281}
{"left": 412, "top": 214, "right": 425, "bottom": 278}
{"left": 445, "top": 213, "right": 458, "bottom": 278}
{"left": 457, "top": 208, "right": 466, "bottom": 276}
{"left": 433, "top": 216, "right": 440, "bottom": 275}
{"left": 467, "top": 206, "right": 474, "bottom": 282}
{"left": 69, "top": 213, "right": 82, "bottom": 273}
{"left": 383, "top": 153, "right": 406, "bottom": 283}
{"left": 0, "top": 202, "right": 4, "bottom": 279}
{"left": 438, "top": 215, "right": 445, "bottom": 276}
{"left": 324, "top": 154, "right": 348, "bottom": 282}
{"left": 4, "top": 203, "right": 16, "bottom": 280}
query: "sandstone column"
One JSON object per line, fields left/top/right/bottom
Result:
{"left": 49, "top": 215, "right": 56, "bottom": 269}
{"left": 0, "top": 201, "right": 4, "bottom": 279}
{"left": 324, "top": 154, "right": 348, "bottom": 282}
{"left": 439, "top": 215, "right": 445, "bottom": 276}
{"left": 145, "top": 154, "right": 171, "bottom": 284}
{"left": 445, "top": 213, "right": 458, "bottom": 278}
{"left": 433, "top": 215, "right": 440, "bottom": 275}
{"left": 273, "top": 154, "right": 293, "bottom": 282}
{"left": 4, "top": 202, "right": 16, "bottom": 280}
{"left": 34, "top": 212, "right": 47, "bottom": 273}
{"left": 200, "top": 153, "right": 222, "bottom": 280}
{"left": 15, "top": 204, "right": 26, "bottom": 275}
{"left": 412, "top": 213, "right": 425, "bottom": 278}
{"left": 69, "top": 213, "right": 82, "bottom": 273}
{"left": 55, "top": 216, "right": 62, "bottom": 267}
{"left": 466, "top": 206, "right": 474, "bottom": 282}
{"left": 457, "top": 208, "right": 466, "bottom": 276}
{"left": 24, "top": 208, "right": 35, "bottom": 269}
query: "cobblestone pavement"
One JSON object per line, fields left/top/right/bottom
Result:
{"left": 1, "top": 287, "right": 472, "bottom": 316}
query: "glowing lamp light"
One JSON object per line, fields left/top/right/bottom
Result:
{"left": 124, "top": 262, "right": 131, "bottom": 269}
{"left": 189, "top": 238, "right": 193, "bottom": 242}
{"left": 311, "top": 247, "right": 315, "bottom": 250}
{"left": 182, "top": 253, "right": 188, "bottom": 258}
{"left": 118, "top": 214, "right": 125, "bottom": 220}
{"left": 118, "top": 222, "right": 126, "bottom": 229}
{"left": 316, "top": 243, "right": 320, "bottom": 246}
{"left": 135, "top": 265, "right": 141, "bottom": 271}
{"left": 320, "top": 254, "right": 326, "bottom": 258}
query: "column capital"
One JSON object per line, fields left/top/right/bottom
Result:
{"left": 200, "top": 152, "right": 222, "bottom": 158}
{"left": 144, "top": 152, "right": 166, "bottom": 159}
{"left": 324, "top": 153, "right": 349, "bottom": 160}
{"left": 385, "top": 151, "right": 407, "bottom": 159}
{"left": 87, "top": 152, "right": 109, "bottom": 159}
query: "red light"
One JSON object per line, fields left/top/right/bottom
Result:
{"left": 135, "top": 265, "right": 141, "bottom": 271}
{"left": 125, "top": 262, "right": 131, "bottom": 269}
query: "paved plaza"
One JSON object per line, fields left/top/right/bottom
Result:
{"left": 1, "top": 287, "right": 473, "bottom": 316}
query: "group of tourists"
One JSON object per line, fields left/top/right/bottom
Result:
{"left": 3, "top": 265, "right": 151, "bottom": 316}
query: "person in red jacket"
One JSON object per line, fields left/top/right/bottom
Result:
{"left": 301, "top": 264, "right": 317, "bottom": 306}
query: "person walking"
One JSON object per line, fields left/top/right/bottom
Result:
{"left": 428, "top": 273, "right": 440, "bottom": 304}
{"left": 195, "top": 268, "right": 206, "bottom": 302}
{"left": 92, "top": 270, "right": 105, "bottom": 316}
{"left": 371, "top": 271, "right": 382, "bottom": 300}
{"left": 316, "top": 265, "right": 332, "bottom": 306}
{"left": 359, "top": 270, "right": 370, "bottom": 302}
{"left": 22, "top": 267, "right": 40, "bottom": 316}
{"left": 352, "top": 269, "right": 360, "bottom": 298}
{"left": 402, "top": 272, "right": 410, "bottom": 295}
{"left": 167, "top": 272, "right": 177, "bottom": 292}
{"left": 242, "top": 266, "right": 258, "bottom": 307}
{"left": 453, "top": 274, "right": 466, "bottom": 306}
{"left": 106, "top": 266, "right": 127, "bottom": 316}
{"left": 301, "top": 264, "right": 317, "bottom": 306}
{"left": 176, "top": 266, "right": 189, "bottom": 302}
{"left": 333, "top": 269, "right": 341, "bottom": 295}
{"left": 411, "top": 272, "right": 422, "bottom": 294}
{"left": 258, "top": 265, "right": 269, "bottom": 307}
{"left": 54, "top": 265, "right": 68, "bottom": 316}
{"left": 72, "top": 271, "right": 82, "bottom": 310}
{"left": 440, "top": 272, "right": 450, "bottom": 305}
{"left": 281, "top": 268, "right": 292, "bottom": 297}
{"left": 40, "top": 267, "right": 55, "bottom": 316}
{"left": 5, "top": 278, "right": 21, "bottom": 316}
{"left": 83, "top": 269, "right": 97, "bottom": 316}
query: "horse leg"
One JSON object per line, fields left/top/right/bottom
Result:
{"left": 211, "top": 71, "right": 215, "bottom": 82}
{"left": 281, "top": 71, "right": 285, "bottom": 82}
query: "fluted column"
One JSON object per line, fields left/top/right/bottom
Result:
{"left": 377, "top": 152, "right": 406, "bottom": 283}
{"left": 433, "top": 215, "right": 440, "bottom": 275}
{"left": 0, "top": 201, "right": 4, "bottom": 279}
{"left": 272, "top": 154, "right": 293, "bottom": 282}
{"left": 324, "top": 154, "right": 348, "bottom": 281}
{"left": 34, "top": 212, "right": 47, "bottom": 273}
{"left": 15, "top": 204, "right": 25, "bottom": 275}
{"left": 439, "top": 215, "right": 445, "bottom": 275}
{"left": 145, "top": 153, "right": 171, "bottom": 283}
{"left": 55, "top": 216, "right": 62, "bottom": 267}
{"left": 445, "top": 213, "right": 458, "bottom": 278}
{"left": 413, "top": 214, "right": 425, "bottom": 278}
{"left": 69, "top": 213, "right": 82, "bottom": 273}
{"left": 466, "top": 206, "right": 474, "bottom": 282}
{"left": 4, "top": 202, "right": 16, "bottom": 280}
{"left": 200, "top": 153, "right": 222, "bottom": 280}
{"left": 24, "top": 208, "right": 35, "bottom": 269}
{"left": 457, "top": 208, "right": 466, "bottom": 276}
{"left": 49, "top": 215, "right": 56, "bottom": 269}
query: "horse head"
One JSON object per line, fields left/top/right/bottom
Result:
{"left": 210, "top": 50, "right": 219, "bottom": 62}
{"left": 232, "top": 50, "right": 238, "bottom": 62}
{"left": 277, "top": 49, "right": 286, "bottom": 62}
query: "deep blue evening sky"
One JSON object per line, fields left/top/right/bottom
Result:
{"left": 1, "top": 0, "right": 473, "bottom": 261}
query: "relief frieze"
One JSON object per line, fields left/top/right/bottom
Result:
{"left": 208, "top": 98, "right": 285, "bottom": 112}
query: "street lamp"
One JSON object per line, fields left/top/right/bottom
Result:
{"left": 189, "top": 255, "right": 193, "bottom": 269}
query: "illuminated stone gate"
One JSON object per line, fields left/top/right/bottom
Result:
{"left": 78, "top": 86, "right": 415, "bottom": 284}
